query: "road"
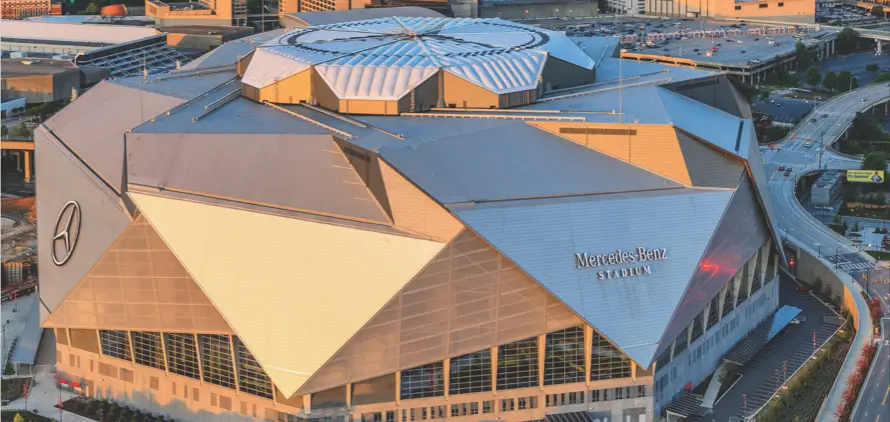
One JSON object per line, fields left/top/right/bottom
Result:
{"left": 760, "top": 83, "right": 890, "bottom": 422}
{"left": 857, "top": 316, "right": 890, "bottom": 422}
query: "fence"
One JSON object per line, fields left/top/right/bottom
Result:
{"left": 620, "top": 26, "right": 802, "bottom": 43}
{"left": 14, "top": 363, "right": 56, "bottom": 377}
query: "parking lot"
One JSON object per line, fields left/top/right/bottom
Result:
{"left": 817, "top": 4, "right": 879, "bottom": 24}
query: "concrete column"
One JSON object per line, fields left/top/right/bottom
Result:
{"left": 584, "top": 325, "right": 592, "bottom": 386}
{"left": 537, "top": 334, "right": 546, "bottom": 390}
{"left": 490, "top": 346, "right": 498, "bottom": 395}
{"left": 746, "top": 259, "right": 756, "bottom": 298}
{"left": 702, "top": 301, "right": 711, "bottom": 335}
{"left": 760, "top": 244, "right": 769, "bottom": 286}
{"left": 631, "top": 362, "right": 637, "bottom": 381}
{"left": 669, "top": 341, "right": 675, "bottom": 361}
{"left": 443, "top": 358, "right": 450, "bottom": 400}
{"left": 732, "top": 274, "right": 741, "bottom": 307}
{"left": 302, "top": 395, "right": 311, "bottom": 415}
{"left": 395, "top": 371, "right": 402, "bottom": 405}
{"left": 193, "top": 333, "right": 205, "bottom": 385}
{"left": 228, "top": 335, "right": 240, "bottom": 395}
{"left": 345, "top": 383, "right": 352, "bottom": 408}
{"left": 717, "top": 283, "right": 727, "bottom": 321}
{"left": 772, "top": 254, "right": 779, "bottom": 280}
{"left": 23, "top": 150, "right": 31, "bottom": 183}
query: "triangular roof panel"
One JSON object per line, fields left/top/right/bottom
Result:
{"left": 43, "top": 215, "right": 232, "bottom": 333}
{"left": 454, "top": 188, "right": 733, "bottom": 366}
{"left": 130, "top": 192, "right": 446, "bottom": 397}
{"left": 658, "top": 88, "right": 745, "bottom": 158}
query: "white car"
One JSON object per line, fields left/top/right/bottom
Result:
{"left": 804, "top": 141, "right": 812, "bottom": 147}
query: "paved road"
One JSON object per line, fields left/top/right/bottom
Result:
{"left": 856, "top": 316, "right": 890, "bottom": 422}
{"left": 759, "top": 83, "right": 890, "bottom": 422}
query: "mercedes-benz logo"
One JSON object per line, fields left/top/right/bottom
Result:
{"left": 52, "top": 201, "right": 81, "bottom": 266}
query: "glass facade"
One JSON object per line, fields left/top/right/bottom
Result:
{"left": 199, "top": 334, "right": 236, "bottom": 389}
{"left": 235, "top": 336, "right": 273, "bottom": 399}
{"left": 131, "top": 331, "right": 165, "bottom": 371}
{"left": 590, "top": 331, "right": 630, "bottom": 381}
{"left": 400, "top": 362, "right": 444, "bottom": 400}
{"left": 722, "top": 284, "right": 735, "bottom": 317}
{"left": 165, "top": 333, "right": 201, "bottom": 380}
{"left": 449, "top": 350, "right": 491, "bottom": 395}
{"left": 497, "top": 337, "right": 539, "bottom": 390}
{"left": 99, "top": 330, "right": 131, "bottom": 361}
{"left": 544, "top": 326, "right": 585, "bottom": 385}
{"left": 706, "top": 295, "right": 720, "bottom": 330}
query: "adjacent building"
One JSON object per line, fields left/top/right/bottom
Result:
{"left": 39, "top": 16, "right": 784, "bottom": 422}
{"left": 811, "top": 170, "right": 842, "bottom": 206}
{"left": 146, "top": 0, "right": 247, "bottom": 27}
{"left": 644, "top": 0, "right": 815, "bottom": 23}
{"left": 1, "top": 0, "right": 60, "bottom": 20}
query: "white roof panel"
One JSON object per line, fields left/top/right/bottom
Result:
{"left": 442, "top": 50, "right": 546, "bottom": 94}
{"left": 242, "top": 48, "right": 312, "bottom": 89}
{"left": 316, "top": 62, "right": 438, "bottom": 100}
{"left": 240, "top": 17, "right": 594, "bottom": 100}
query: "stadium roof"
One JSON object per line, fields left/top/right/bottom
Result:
{"left": 39, "top": 15, "right": 784, "bottom": 398}
{"left": 243, "top": 17, "right": 595, "bottom": 97}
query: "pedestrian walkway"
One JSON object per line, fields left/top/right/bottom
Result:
{"left": 691, "top": 278, "right": 843, "bottom": 421}
{"left": 1, "top": 373, "right": 94, "bottom": 422}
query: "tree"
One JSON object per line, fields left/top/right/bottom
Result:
{"left": 836, "top": 70, "right": 854, "bottom": 92}
{"left": 247, "top": 0, "right": 261, "bottom": 13}
{"left": 867, "top": 63, "right": 880, "bottom": 72}
{"left": 796, "top": 41, "right": 813, "bottom": 69}
{"left": 14, "top": 413, "right": 25, "bottom": 422}
{"left": 836, "top": 27, "right": 860, "bottom": 54}
{"left": 806, "top": 66, "right": 821, "bottom": 85}
{"left": 862, "top": 152, "right": 888, "bottom": 171}
{"left": 851, "top": 76, "right": 859, "bottom": 89}
{"left": 823, "top": 71, "right": 837, "bottom": 90}
{"left": 877, "top": 72, "right": 890, "bottom": 83}
{"left": 871, "top": 5, "right": 884, "bottom": 18}
{"left": 0, "top": 124, "right": 6, "bottom": 137}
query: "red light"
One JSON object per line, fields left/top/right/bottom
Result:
{"left": 789, "top": 258, "right": 796, "bottom": 266}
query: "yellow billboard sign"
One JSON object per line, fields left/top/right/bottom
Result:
{"left": 847, "top": 170, "right": 885, "bottom": 184}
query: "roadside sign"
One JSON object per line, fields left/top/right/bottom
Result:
{"left": 846, "top": 170, "right": 885, "bottom": 184}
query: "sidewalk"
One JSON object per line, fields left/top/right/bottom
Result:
{"left": 2, "top": 373, "right": 94, "bottom": 422}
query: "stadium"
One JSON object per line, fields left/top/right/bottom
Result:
{"left": 38, "top": 14, "right": 784, "bottom": 422}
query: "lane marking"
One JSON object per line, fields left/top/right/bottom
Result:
{"left": 881, "top": 385, "right": 890, "bottom": 406}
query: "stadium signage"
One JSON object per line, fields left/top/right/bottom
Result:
{"left": 574, "top": 247, "right": 667, "bottom": 280}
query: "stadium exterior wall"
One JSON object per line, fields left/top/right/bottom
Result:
{"left": 654, "top": 273, "right": 780, "bottom": 414}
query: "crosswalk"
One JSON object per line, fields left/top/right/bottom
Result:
{"left": 836, "top": 262, "right": 875, "bottom": 273}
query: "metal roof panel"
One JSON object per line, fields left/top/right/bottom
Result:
{"left": 453, "top": 188, "right": 733, "bottom": 365}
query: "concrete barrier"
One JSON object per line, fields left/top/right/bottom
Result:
{"left": 785, "top": 241, "right": 874, "bottom": 422}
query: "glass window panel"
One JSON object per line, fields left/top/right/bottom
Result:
{"left": 690, "top": 310, "right": 704, "bottom": 342}
{"left": 449, "top": 350, "right": 491, "bottom": 395}
{"left": 165, "top": 333, "right": 200, "bottom": 380}
{"left": 544, "top": 326, "right": 585, "bottom": 385}
{"left": 706, "top": 294, "right": 720, "bottom": 330}
{"left": 99, "top": 330, "right": 131, "bottom": 361}
{"left": 400, "top": 362, "right": 444, "bottom": 400}
{"left": 235, "top": 336, "right": 273, "bottom": 399}
{"left": 131, "top": 332, "right": 165, "bottom": 370}
{"left": 497, "top": 336, "right": 538, "bottom": 390}
{"left": 590, "top": 331, "right": 630, "bottom": 381}
{"left": 199, "top": 334, "right": 235, "bottom": 389}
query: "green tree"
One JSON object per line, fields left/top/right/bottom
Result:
{"left": 796, "top": 41, "right": 813, "bottom": 69}
{"left": 867, "top": 63, "right": 880, "bottom": 72}
{"left": 823, "top": 71, "right": 837, "bottom": 90}
{"left": 877, "top": 72, "right": 890, "bottom": 83}
{"left": 877, "top": 191, "right": 887, "bottom": 204}
{"left": 247, "top": 0, "right": 261, "bottom": 13}
{"left": 871, "top": 5, "right": 884, "bottom": 18}
{"left": 836, "top": 28, "right": 860, "bottom": 54}
{"left": 1, "top": 125, "right": 7, "bottom": 137}
{"left": 862, "top": 152, "right": 888, "bottom": 171}
{"left": 806, "top": 66, "right": 821, "bottom": 85}
{"left": 14, "top": 413, "right": 25, "bottom": 422}
{"left": 851, "top": 76, "right": 859, "bottom": 89}
{"left": 836, "top": 70, "right": 854, "bottom": 92}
